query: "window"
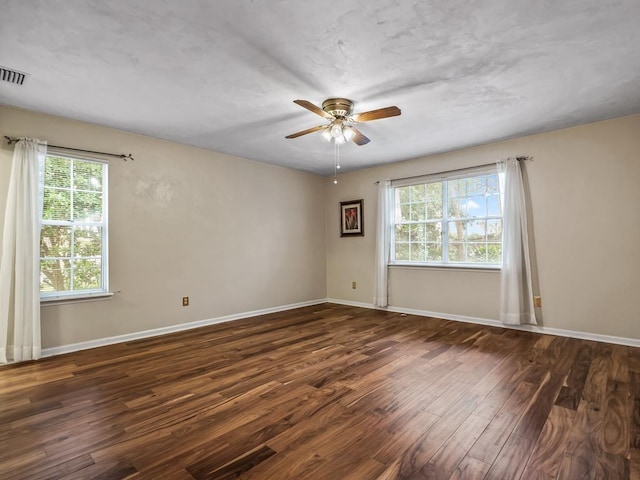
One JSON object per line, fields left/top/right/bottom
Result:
{"left": 391, "top": 168, "right": 502, "bottom": 266}
{"left": 40, "top": 153, "right": 108, "bottom": 298}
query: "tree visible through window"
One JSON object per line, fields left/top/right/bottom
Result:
{"left": 40, "top": 154, "right": 108, "bottom": 296}
{"left": 392, "top": 170, "right": 502, "bottom": 266}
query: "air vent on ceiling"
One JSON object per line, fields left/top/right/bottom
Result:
{"left": 0, "top": 66, "right": 28, "bottom": 86}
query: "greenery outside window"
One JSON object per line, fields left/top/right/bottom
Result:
{"left": 40, "top": 153, "right": 108, "bottom": 299}
{"left": 391, "top": 168, "right": 502, "bottom": 267}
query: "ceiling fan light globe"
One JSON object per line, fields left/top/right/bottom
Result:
{"left": 321, "top": 129, "right": 332, "bottom": 141}
{"left": 335, "top": 135, "right": 346, "bottom": 145}
{"left": 330, "top": 124, "right": 343, "bottom": 138}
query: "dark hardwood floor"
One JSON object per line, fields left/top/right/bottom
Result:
{"left": 0, "top": 303, "right": 638, "bottom": 479}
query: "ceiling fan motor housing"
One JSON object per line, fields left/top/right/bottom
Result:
{"left": 322, "top": 98, "right": 354, "bottom": 118}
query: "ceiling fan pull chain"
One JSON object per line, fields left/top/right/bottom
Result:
{"left": 333, "top": 142, "right": 339, "bottom": 184}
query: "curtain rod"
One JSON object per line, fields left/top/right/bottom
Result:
{"left": 375, "top": 156, "right": 532, "bottom": 184}
{"left": 4, "top": 136, "right": 134, "bottom": 161}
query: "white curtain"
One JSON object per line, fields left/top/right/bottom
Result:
{"left": 0, "top": 138, "right": 46, "bottom": 363}
{"left": 498, "top": 158, "right": 536, "bottom": 325}
{"left": 373, "top": 179, "right": 392, "bottom": 307}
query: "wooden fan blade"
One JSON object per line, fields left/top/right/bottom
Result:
{"left": 293, "top": 100, "right": 333, "bottom": 119}
{"left": 285, "top": 125, "right": 327, "bottom": 139}
{"left": 352, "top": 106, "right": 401, "bottom": 123}
{"left": 350, "top": 127, "right": 370, "bottom": 146}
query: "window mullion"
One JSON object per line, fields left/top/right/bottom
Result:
{"left": 390, "top": 189, "right": 397, "bottom": 262}
{"left": 69, "top": 158, "right": 74, "bottom": 223}
{"left": 407, "top": 197, "right": 411, "bottom": 261}
{"left": 101, "top": 162, "right": 108, "bottom": 290}
{"left": 442, "top": 180, "right": 449, "bottom": 264}
{"left": 69, "top": 158, "right": 75, "bottom": 292}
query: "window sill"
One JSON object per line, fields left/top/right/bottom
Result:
{"left": 389, "top": 263, "right": 501, "bottom": 273}
{"left": 41, "top": 292, "right": 115, "bottom": 306}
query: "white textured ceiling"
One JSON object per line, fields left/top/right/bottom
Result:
{"left": 1, "top": 1, "right": 639, "bottom": 175}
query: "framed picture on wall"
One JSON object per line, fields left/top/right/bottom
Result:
{"left": 340, "top": 199, "right": 364, "bottom": 237}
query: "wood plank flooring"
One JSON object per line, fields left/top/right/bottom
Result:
{"left": 0, "top": 303, "right": 638, "bottom": 479}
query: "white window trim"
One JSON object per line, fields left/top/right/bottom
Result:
{"left": 391, "top": 164, "right": 496, "bottom": 187}
{"left": 390, "top": 165, "right": 502, "bottom": 269}
{"left": 39, "top": 152, "right": 110, "bottom": 301}
{"left": 41, "top": 291, "right": 114, "bottom": 306}
{"left": 389, "top": 263, "right": 501, "bottom": 272}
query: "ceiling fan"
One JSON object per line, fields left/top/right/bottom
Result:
{"left": 285, "top": 98, "right": 401, "bottom": 146}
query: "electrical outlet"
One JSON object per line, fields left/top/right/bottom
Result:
{"left": 352, "top": 281, "right": 357, "bottom": 289}
{"left": 533, "top": 296, "right": 542, "bottom": 308}
{"left": 182, "top": 296, "right": 189, "bottom": 307}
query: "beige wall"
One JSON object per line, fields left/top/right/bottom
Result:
{"left": 0, "top": 105, "right": 327, "bottom": 349}
{"left": 326, "top": 114, "right": 640, "bottom": 340}
{"left": 2, "top": 105, "right": 639, "bottom": 349}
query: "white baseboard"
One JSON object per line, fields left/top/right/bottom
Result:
{"left": 326, "top": 298, "right": 640, "bottom": 348}
{"left": 42, "top": 299, "right": 328, "bottom": 358}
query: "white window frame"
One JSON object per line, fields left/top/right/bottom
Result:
{"left": 40, "top": 151, "right": 110, "bottom": 302}
{"left": 390, "top": 165, "right": 502, "bottom": 269}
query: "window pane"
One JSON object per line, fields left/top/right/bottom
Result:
{"left": 45, "top": 156, "right": 71, "bottom": 188}
{"left": 487, "top": 219, "right": 502, "bottom": 241}
{"left": 487, "top": 243, "right": 502, "bottom": 263}
{"left": 73, "top": 259, "right": 102, "bottom": 290}
{"left": 396, "top": 187, "right": 410, "bottom": 204}
{"left": 448, "top": 221, "right": 466, "bottom": 242}
{"left": 426, "top": 200, "right": 442, "bottom": 219}
{"left": 74, "top": 226, "right": 102, "bottom": 257}
{"left": 398, "top": 204, "right": 411, "bottom": 222}
{"left": 487, "top": 195, "right": 501, "bottom": 216}
{"left": 73, "top": 192, "right": 103, "bottom": 222}
{"left": 410, "top": 224, "right": 425, "bottom": 242}
{"left": 40, "top": 225, "right": 71, "bottom": 258}
{"left": 410, "top": 203, "right": 426, "bottom": 221}
{"left": 426, "top": 182, "right": 442, "bottom": 201}
{"left": 43, "top": 188, "right": 71, "bottom": 221}
{"left": 410, "top": 243, "right": 426, "bottom": 262}
{"left": 426, "top": 243, "right": 442, "bottom": 262}
{"left": 448, "top": 179, "right": 465, "bottom": 198}
{"left": 466, "top": 176, "right": 485, "bottom": 196}
{"left": 487, "top": 175, "right": 499, "bottom": 194}
{"left": 426, "top": 183, "right": 443, "bottom": 219}
{"left": 74, "top": 161, "right": 103, "bottom": 191}
{"left": 448, "top": 242, "right": 466, "bottom": 262}
{"left": 467, "top": 243, "right": 488, "bottom": 263}
{"left": 448, "top": 197, "right": 465, "bottom": 219}
{"left": 395, "top": 243, "right": 410, "bottom": 261}
{"left": 425, "top": 222, "right": 441, "bottom": 242}
{"left": 40, "top": 259, "right": 71, "bottom": 292}
{"left": 395, "top": 224, "right": 410, "bottom": 242}
{"left": 467, "top": 220, "right": 486, "bottom": 241}
{"left": 466, "top": 196, "right": 486, "bottom": 217}
{"left": 410, "top": 184, "right": 425, "bottom": 203}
